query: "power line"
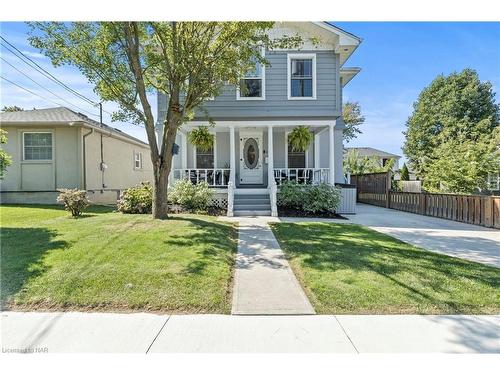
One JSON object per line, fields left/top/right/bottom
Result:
{"left": 0, "top": 36, "right": 97, "bottom": 106}
{"left": 0, "top": 36, "right": 113, "bottom": 117}
{"left": 1, "top": 56, "right": 100, "bottom": 119}
{"left": 1, "top": 75, "right": 75, "bottom": 109}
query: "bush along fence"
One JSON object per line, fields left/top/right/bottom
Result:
{"left": 351, "top": 172, "right": 500, "bottom": 229}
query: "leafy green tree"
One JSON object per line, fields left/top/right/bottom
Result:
{"left": 1, "top": 106, "right": 24, "bottom": 112}
{"left": 0, "top": 129, "right": 12, "bottom": 178}
{"left": 342, "top": 101, "right": 365, "bottom": 143}
{"left": 29, "top": 22, "right": 301, "bottom": 218}
{"left": 400, "top": 163, "right": 410, "bottom": 181}
{"left": 344, "top": 149, "right": 393, "bottom": 175}
{"left": 403, "top": 69, "right": 499, "bottom": 193}
{"left": 424, "top": 128, "right": 500, "bottom": 193}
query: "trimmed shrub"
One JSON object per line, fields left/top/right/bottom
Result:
{"left": 278, "top": 181, "right": 305, "bottom": 209}
{"left": 302, "top": 183, "right": 341, "bottom": 213}
{"left": 277, "top": 181, "right": 341, "bottom": 214}
{"left": 57, "top": 188, "right": 89, "bottom": 217}
{"left": 117, "top": 182, "right": 152, "bottom": 214}
{"left": 169, "top": 179, "right": 213, "bottom": 211}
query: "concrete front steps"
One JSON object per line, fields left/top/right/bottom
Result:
{"left": 233, "top": 189, "right": 271, "bottom": 216}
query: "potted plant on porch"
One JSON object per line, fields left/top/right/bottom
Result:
{"left": 288, "top": 126, "right": 313, "bottom": 152}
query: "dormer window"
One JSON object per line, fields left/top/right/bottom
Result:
{"left": 288, "top": 53, "right": 316, "bottom": 100}
{"left": 237, "top": 50, "right": 265, "bottom": 100}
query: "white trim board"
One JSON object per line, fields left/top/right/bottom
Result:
{"left": 184, "top": 119, "right": 342, "bottom": 129}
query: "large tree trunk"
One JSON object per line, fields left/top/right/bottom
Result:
{"left": 152, "top": 163, "right": 169, "bottom": 219}
{"left": 151, "top": 116, "right": 178, "bottom": 219}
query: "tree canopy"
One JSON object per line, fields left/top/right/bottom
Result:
{"left": 342, "top": 101, "right": 365, "bottom": 143}
{"left": 402, "top": 68, "right": 499, "bottom": 193}
{"left": 399, "top": 163, "right": 410, "bottom": 181}
{"left": 1, "top": 106, "right": 24, "bottom": 112}
{"left": 344, "top": 149, "right": 394, "bottom": 175}
{"left": 29, "top": 22, "right": 302, "bottom": 218}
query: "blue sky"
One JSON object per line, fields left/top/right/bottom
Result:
{"left": 1, "top": 22, "right": 499, "bottom": 161}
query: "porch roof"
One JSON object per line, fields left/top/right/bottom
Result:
{"left": 181, "top": 118, "right": 345, "bottom": 132}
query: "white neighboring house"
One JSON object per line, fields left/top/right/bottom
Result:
{"left": 158, "top": 22, "right": 362, "bottom": 216}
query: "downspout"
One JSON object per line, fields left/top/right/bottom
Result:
{"left": 99, "top": 103, "right": 106, "bottom": 190}
{"left": 82, "top": 128, "right": 94, "bottom": 190}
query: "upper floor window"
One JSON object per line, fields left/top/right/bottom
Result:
{"left": 288, "top": 54, "right": 316, "bottom": 100}
{"left": 134, "top": 152, "right": 143, "bottom": 169}
{"left": 23, "top": 132, "right": 52, "bottom": 161}
{"left": 237, "top": 51, "right": 265, "bottom": 100}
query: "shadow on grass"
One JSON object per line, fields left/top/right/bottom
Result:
{"left": 271, "top": 222, "right": 500, "bottom": 314}
{"left": 0, "top": 227, "right": 68, "bottom": 309}
{"left": 163, "top": 216, "right": 237, "bottom": 275}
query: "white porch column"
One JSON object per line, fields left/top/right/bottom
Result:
{"left": 267, "top": 125, "right": 274, "bottom": 186}
{"left": 329, "top": 123, "right": 335, "bottom": 185}
{"left": 181, "top": 132, "right": 187, "bottom": 169}
{"left": 229, "top": 125, "right": 236, "bottom": 185}
{"left": 314, "top": 132, "right": 320, "bottom": 168}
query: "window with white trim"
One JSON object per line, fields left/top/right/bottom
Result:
{"left": 134, "top": 152, "right": 142, "bottom": 169}
{"left": 237, "top": 52, "right": 264, "bottom": 100}
{"left": 23, "top": 132, "right": 52, "bottom": 161}
{"left": 196, "top": 147, "right": 214, "bottom": 168}
{"left": 288, "top": 54, "right": 316, "bottom": 99}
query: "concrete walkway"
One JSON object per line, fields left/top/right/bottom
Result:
{"left": 282, "top": 204, "right": 500, "bottom": 268}
{"left": 2, "top": 311, "right": 498, "bottom": 353}
{"left": 229, "top": 217, "right": 315, "bottom": 315}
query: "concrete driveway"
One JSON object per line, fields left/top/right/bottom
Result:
{"left": 282, "top": 204, "right": 500, "bottom": 268}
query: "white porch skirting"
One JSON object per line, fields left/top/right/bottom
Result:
{"left": 337, "top": 186, "right": 356, "bottom": 214}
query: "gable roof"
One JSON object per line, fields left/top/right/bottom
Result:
{"left": 0, "top": 107, "right": 149, "bottom": 147}
{"left": 345, "top": 147, "right": 401, "bottom": 159}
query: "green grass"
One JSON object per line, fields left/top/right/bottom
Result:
{"left": 1, "top": 205, "right": 237, "bottom": 313}
{"left": 270, "top": 222, "right": 500, "bottom": 314}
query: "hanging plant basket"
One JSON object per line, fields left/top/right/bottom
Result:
{"left": 188, "top": 126, "right": 214, "bottom": 152}
{"left": 288, "top": 126, "right": 313, "bottom": 152}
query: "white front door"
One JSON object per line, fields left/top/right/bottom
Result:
{"left": 239, "top": 131, "right": 263, "bottom": 184}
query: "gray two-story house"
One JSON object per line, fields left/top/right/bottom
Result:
{"left": 157, "top": 22, "right": 361, "bottom": 216}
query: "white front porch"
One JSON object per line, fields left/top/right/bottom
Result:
{"left": 170, "top": 119, "right": 347, "bottom": 216}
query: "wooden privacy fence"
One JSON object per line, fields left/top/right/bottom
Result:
{"left": 350, "top": 172, "right": 392, "bottom": 208}
{"left": 351, "top": 172, "right": 500, "bottom": 229}
{"left": 389, "top": 191, "right": 500, "bottom": 228}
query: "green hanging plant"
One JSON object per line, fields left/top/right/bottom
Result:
{"left": 288, "top": 126, "right": 313, "bottom": 152}
{"left": 188, "top": 126, "right": 214, "bottom": 152}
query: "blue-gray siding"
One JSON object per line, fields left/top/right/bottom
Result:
{"left": 157, "top": 50, "right": 340, "bottom": 123}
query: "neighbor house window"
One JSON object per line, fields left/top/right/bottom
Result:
{"left": 237, "top": 51, "right": 265, "bottom": 100}
{"left": 288, "top": 54, "right": 316, "bottom": 99}
{"left": 287, "top": 142, "right": 306, "bottom": 168}
{"left": 134, "top": 152, "right": 142, "bottom": 169}
{"left": 23, "top": 132, "right": 52, "bottom": 161}
{"left": 196, "top": 147, "right": 214, "bottom": 168}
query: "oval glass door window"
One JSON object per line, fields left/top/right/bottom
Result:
{"left": 243, "top": 138, "right": 259, "bottom": 169}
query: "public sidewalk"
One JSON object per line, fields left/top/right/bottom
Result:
{"left": 2, "top": 311, "right": 499, "bottom": 353}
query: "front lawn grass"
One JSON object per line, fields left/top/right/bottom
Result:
{"left": 1, "top": 205, "right": 237, "bottom": 313}
{"left": 270, "top": 222, "right": 500, "bottom": 314}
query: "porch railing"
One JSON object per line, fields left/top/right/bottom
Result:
{"left": 173, "top": 169, "right": 230, "bottom": 187}
{"left": 273, "top": 168, "right": 330, "bottom": 185}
